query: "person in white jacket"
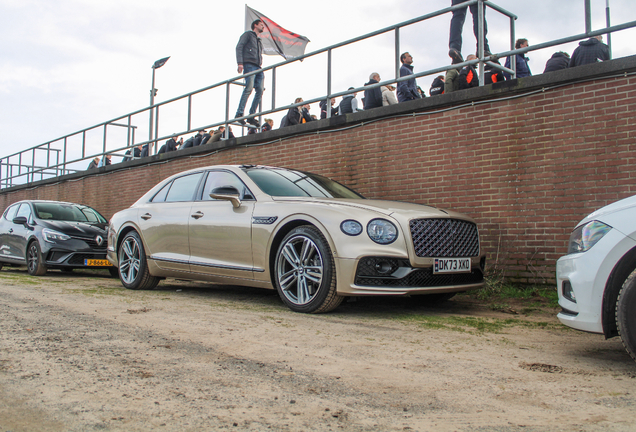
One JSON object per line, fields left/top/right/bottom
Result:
{"left": 381, "top": 85, "right": 398, "bottom": 106}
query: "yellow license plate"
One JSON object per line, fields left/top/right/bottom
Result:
{"left": 84, "top": 259, "right": 113, "bottom": 267}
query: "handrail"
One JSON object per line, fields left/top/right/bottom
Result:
{"left": 1, "top": 0, "right": 634, "bottom": 189}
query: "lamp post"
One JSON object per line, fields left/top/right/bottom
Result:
{"left": 148, "top": 56, "right": 170, "bottom": 144}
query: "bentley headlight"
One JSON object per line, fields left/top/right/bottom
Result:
{"left": 43, "top": 228, "right": 71, "bottom": 243}
{"left": 567, "top": 220, "right": 611, "bottom": 254}
{"left": 367, "top": 219, "right": 398, "bottom": 244}
{"left": 341, "top": 220, "right": 363, "bottom": 236}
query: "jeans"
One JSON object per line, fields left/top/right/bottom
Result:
{"left": 235, "top": 62, "right": 264, "bottom": 118}
{"left": 449, "top": 0, "right": 490, "bottom": 54}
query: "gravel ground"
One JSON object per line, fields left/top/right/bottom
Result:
{"left": 0, "top": 267, "right": 635, "bottom": 431}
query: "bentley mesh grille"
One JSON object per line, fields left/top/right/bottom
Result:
{"left": 409, "top": 219, "right": 479, "bottom": 257}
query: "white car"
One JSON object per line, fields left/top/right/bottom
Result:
{"left": 556, "top": 195, "right": 636, "bottom": 362}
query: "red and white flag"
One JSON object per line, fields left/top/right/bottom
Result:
{"left": 245, "top": 5, "right": 310, "bottom": 60}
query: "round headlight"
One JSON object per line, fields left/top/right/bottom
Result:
{"left": 341, "top": 220, "right": 363, "bottom": 236}
{"left": 367, "top": 219, "right": 398, "bottom": 244}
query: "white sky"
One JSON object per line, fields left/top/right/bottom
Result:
{"left": 0, "top": 0, "right": 634, "bottom": 170}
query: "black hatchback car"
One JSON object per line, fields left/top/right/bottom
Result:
{"left": 0, "top": 200, "right": 116, "bottom": 276}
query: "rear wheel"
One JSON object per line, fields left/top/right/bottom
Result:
{"left": 118, "top": 231, "right": 159, "bottom": 290}
{"left": 616, "top": 277, "right": 636, "bottom": 362}
{"left": 274, "top": 226, "right": 342, "bottom": 313}
{"left": 27, "top": 241, "right": 47, "bottom": 276}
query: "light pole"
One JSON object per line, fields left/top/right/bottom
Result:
{"left": 148, "top": 56, "right": 170, "bottom": 145}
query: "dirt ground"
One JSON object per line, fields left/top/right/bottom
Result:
{"left": 0, "top": 268, "right": 635, "bottom": 432}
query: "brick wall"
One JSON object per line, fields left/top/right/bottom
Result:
{"left": 3, "top": 56, "right": 636, "bottom": 284}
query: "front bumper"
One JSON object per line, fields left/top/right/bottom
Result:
{"left": 556, "top": 228, "right": 634, "bottom": 334}
{"left": 335, "top": 255, "right": 485, "bottom": 296}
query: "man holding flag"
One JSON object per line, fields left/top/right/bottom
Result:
{"left": 234, "top": 7, "right": 310, "bottom": 127}
{"left": 234, "top": 19, "right": 265, "bottom": 127}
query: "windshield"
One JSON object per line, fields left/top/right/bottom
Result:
{"left": 33, "top": 202, "right": 107, "bottom": 223}
{"left": 245, "top": 167, "right": 364, "bottom": 199}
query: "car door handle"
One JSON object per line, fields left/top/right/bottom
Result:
{"left": 8, "top": 228, "right": 13, "bottom": 233}
{"left": 141, "top": 213, "right": 152, "bottom": 220}
{"left": 191, "top": 211, "right": 204, "bottom": 219}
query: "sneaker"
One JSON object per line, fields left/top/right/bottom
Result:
{"left": 235, "top": 118, "right": 246, "bottom": 125}
{"left": 448, "top": 48, "right": 463, "bottom": 65}
{"left": 247, "top": 117, "right": 260, "bottom": 127}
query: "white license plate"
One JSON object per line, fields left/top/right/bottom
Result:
{"left": 434, "top": 258, "right": 471, "bottom": 274}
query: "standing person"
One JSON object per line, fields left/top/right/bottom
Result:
{"left": 569, "top": 36, "right": 610, "bottom": 67}
{"left": 363, "top": 73, "right": 383, "bottom": 110}
{"left": 285, "top": 98, "right": 304, "bottom": 126}
{"left": 381, "top": 85, "right": 398, "bottom": 105}
{"left": 397, "top": 52, "right": 421, "bottom": 103}
{"left": 234, "top": 19, "right": 265, "bottom": 127}
{"left": 339, "top": 88, "right": 361, "bottom": 114}
{"left": 504, "top": 38, "right": 532, "bottom": 79}
{"left": 319, "top": 98, "right": 338, "bottom": 119}
{"left": 87, "top": 157, "right": 100, "bottom": 170}
{"left": 448, "top": 0, "right": 491, "bottom": 65}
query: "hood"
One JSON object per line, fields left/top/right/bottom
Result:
{"left": 582, "top": 194, "right": 636, "bottom": 225}
{"left": 580, "top": 38, "right": 600, "bottom": 46}
{"left": 38, "top": 219, "right": 108, "bottom": 237}
{"left": 273, "top": 197, "right": 469, "bottom": 220}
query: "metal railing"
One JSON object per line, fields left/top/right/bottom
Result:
{"left": 1, "top": 0, "right": 634, "bottom": 189}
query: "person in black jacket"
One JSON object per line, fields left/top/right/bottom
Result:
{"left": 569, "top": 36, "right": 609, "bottom": 67}
{"left": 122, "top": 145, "right": 142, "bottom": 162}
{"left": 459, "top": 54, "right": 479, "bottom": 89}
{"left": 363, "top": 73, "right": 383, "bottom": 109}
{"left": 430, "top": 75, "right": 445, "bottom": 96}
{"left": 320, "top": 98, "right": 338, "bottom": 119}
{"left": 234, "top": 19, "right": 265, "bottom": 127}
{"left": 543, "top": 52, "right": 570, "bottom": 73}
{"left": 158, "top": 135, "right": 180, "bottom": 154}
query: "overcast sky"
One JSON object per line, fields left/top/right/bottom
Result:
{"left": 1, "top": 0, "right": 634, "bottom": 171}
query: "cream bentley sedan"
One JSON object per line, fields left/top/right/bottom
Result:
{"left": 107, "top": 165, "right": 485, "bottom": 313}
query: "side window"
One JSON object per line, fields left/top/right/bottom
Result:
{"left": 3, "top": 204, "right": 19, "bottom": 221}
{"left": 16, "top": 203, "right": 32, "bottom": 220}
{"left": 151, "top": 182, "right": 172, "bottom": 203}
{"left": 202, "top": 171, "right": 254, "bottom": 201}
{"left": 165, "top": 173, "right": 204, "bottom": 202}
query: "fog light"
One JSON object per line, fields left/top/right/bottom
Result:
{"left": 375, "top": 261, "right": 393, "bottom": 274}
{"left": 562, "top": 281, "right": 576, "bottom": 303}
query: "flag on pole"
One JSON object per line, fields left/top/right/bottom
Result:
{"left": 245, "top": 5, "right": 310, "bottom": 60}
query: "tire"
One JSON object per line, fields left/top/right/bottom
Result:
{"left": 274, "top": 226, "right": 343, "bottom": 313}
{"left": 27, "top": 241, "right": 47, "bottom": 276}
{"left": 616, "top": 277, "right": 636, "bottom": 362}
{"left": 118, "top": 231, "right": 159, "bottom": 290}
{"left": 411, "top": 292, "right": 457, "bottom": 305}
{"left": 108, "top": 267, "right": 119, "bottom": 278}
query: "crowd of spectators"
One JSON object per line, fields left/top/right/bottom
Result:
{"left": 87, "top": 7, "right": 612, "bottom": 171}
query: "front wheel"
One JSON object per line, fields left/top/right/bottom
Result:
{"left": 274, "top": 226, "right": 342, "bottom": 313}
{"left": 118, "top": 231, "right": 159, "bottom": 290}
{"left": 616, "top": 277, "right": 636, "bottom": 362}
{"left": 27, "top": 241, "right": 47, "bottom": 276}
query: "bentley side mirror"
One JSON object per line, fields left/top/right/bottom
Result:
{"left": 210, "top": 186, "right": 242, "bottom": 208}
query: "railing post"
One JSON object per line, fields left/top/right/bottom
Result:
{"left": 585, "top": 0, "right": 592, "bottom": 35}
{"left": 63, "top": 138, "right": 67, "bottom": 177}
{"left": 187, "top": 94, "right": 192, "bottom": 132}
{"left": 154, "top": 107, "right": 160, "bottom": 155}
{"left": 478, "top": 0, "right": 485, "bottom": 86}
{"left": 271, "top": 67, "right": 276, "bottom": 111}
{"left": 394, "top": 27, "right": 400, "bottom": 80}
{"left": 225, "top": 82, "right": 230, "bottom": 140}
{"left": 606, "top": 0, "right": 612, "bottom": 59}
{"left": 326, "top": 49, "right": 332, "bottom": 119}
{"left": 510, "top": 16, "right": 517, "bottom": 78}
